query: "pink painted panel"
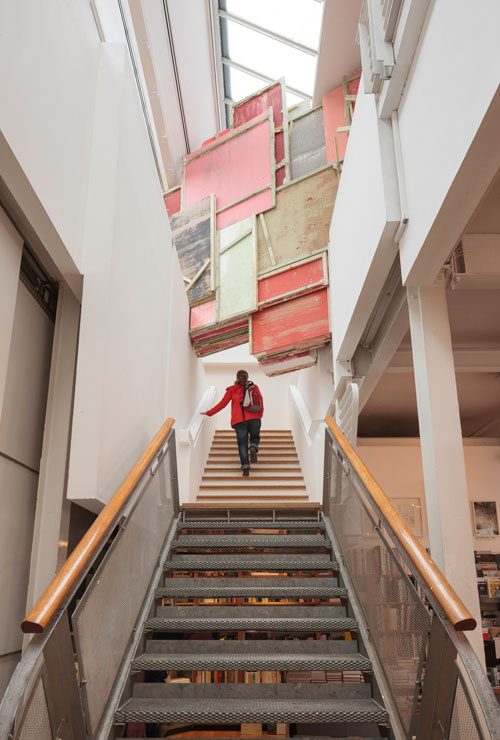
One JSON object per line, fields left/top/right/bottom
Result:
{"left": 322, "top": 72, "right": 361, "bottom": 163}
{"left": 164, "top": 187, "right": 181, "bottom": 217}
{"left": 251, "top": 288, "right": 330, "bottom": 356}
{"left": 190, "top": 300, "right": 216, "bottom": 330}
{"left": 258, "top": 257, "right": 325, "bottom": 305}
{"left": 232, "top": 82, "right": 283, "bottom": 128}
{"left": 184, "top": 114, "right": 273, "bottom": 229}
{"left": 275, "top": 130, "right": 285, "bottom": 165}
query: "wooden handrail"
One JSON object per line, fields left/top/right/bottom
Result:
{"left": 22, "top": 418, "right": 175, "bottom": 633}
{"left": 325, "top": 417, "right": 476, "bottom": 631}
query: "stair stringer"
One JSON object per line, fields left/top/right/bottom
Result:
{"left": 322, "top": 514, "right": 403, "bottom": 740}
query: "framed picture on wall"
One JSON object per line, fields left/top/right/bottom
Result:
{"left": 392, "top": 498, "right": 424, "bottom": 538}
{"left": 472, "top": 501, "right": 499, "bottom": 537}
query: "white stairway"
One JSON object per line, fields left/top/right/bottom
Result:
{"left": 195, "top": 429, "right": 309, "bottom": 505}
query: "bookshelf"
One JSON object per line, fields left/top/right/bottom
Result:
{"left": 475, "top": 552, "right": 500, "bottom": 691}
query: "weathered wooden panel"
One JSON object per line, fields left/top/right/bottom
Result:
{"left": 289, "top": 108, "right": 327, "bottom": 180}
{"left": 257, "top": 167, "right": 337, "bottom": 273}
{"left": 183, "top": 112, "right": 274, "bottom": 230}
{"left": 170, "top": 195, "right": 215, "bottom": 306}
{"left": 323, "top": 73, "right": 360, "bottom": 163}
{"left": 190, "top": 300, "right": 216, "bottom": 331}
{"left": 164, "top": 186, "right": 181, "bottom": 217}
{"left": 257, "top": 254, "right": 327, "bottom": 307}
{"left": 218, "top": 217, "right": 257, "bottom": 322}
{"left": 259, "top": 349, "right": 318, "bottom": 377}
{"left": 251, "top": 289, "right": 330, "bottom": 359}
{"left": 231, "top": 80, "right": 288, "bottom": 187}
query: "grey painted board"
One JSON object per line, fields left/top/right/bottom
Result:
{"left": 290, "top": 108, "right": 327, "bottom": 180}
{"left": 170, "top": 195, "right": 215, "bottom": 306}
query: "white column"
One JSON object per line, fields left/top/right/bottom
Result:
{"left": 408, "top": 282, "right": 483, "bottom": 660}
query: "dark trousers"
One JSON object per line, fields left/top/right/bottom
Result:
{"left": 233, "top": 419, "right": 261, "bottom": 468}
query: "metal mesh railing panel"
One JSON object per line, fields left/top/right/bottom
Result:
{"left": 449, "top": 677, "right": 482, "bottom": 740}
{"left": 17, "top": 677, "right": 52, "bottom": 740}
{"left": 73, "top": 452, "right": 175, "bottom": 735}
{"left": 326, "top": 442, "right": 430, "bottom": 734}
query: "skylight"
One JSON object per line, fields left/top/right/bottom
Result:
{"left": 218, "top": 0, "right": 323, "bottom": 121}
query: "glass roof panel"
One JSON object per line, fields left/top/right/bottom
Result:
{"left": 222, "top": 20, "right": 317, "bottom": 98}
{"left": 223, "top": 0, "right": 323, "bottom": 51}
{"left": 225, "top": 66, "right": 305, "bottom": 109}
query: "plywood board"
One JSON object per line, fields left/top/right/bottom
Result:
{"left": 164, "top": 186, "right": 181, "bottom": 217}
{"left": 170, "top": 195, "right": 215, "bottom": 305}
{"left": 257, "top": 167, "right": 337, "bottom": 273}
{"left": 190, "top": 299, "right": 216, "bottom": 332}
{"left": 259, "top": 349, "right": 318, "bottom": 377}
{"left": 257, "top": 254, "right": 327, "bottom": 307}
{"left": 183, "top": 112, "right": 274, "bottom": 230}
{"left": 323, "top": 73, "right": 360, "bottom": 163}
{"left": 217, "top": 217, "right": 257, "bottom": 322}
{"left": 231, "top": 79, "right": 289, "bottom": 186}
{"left": 251, "top": 288, "right": 330, "bottom": 359}
{"left": 289, "top": 107, "right": 327, "bottom": 180}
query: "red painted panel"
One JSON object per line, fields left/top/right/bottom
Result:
{"left": 164, "top": 187, "right": 181, "bottom": 217}
{"left": 233, "top": 82, "right": 283, "bottom": 129}
{"left": 251, "top": 288, "right": 330, "bottom": 357}
{"left": 276, "top": 167, "right": 285, "bottom": 187}
{"left": 275, "top": 130, "right": 285, "bottom": 165}
{"left": 190, "top": 300, "right": 216, "bottom": 330}
{"left": 258, "top": 257, "right": 325, "bottom": 305}
{"left": 322, "top": 71, "right": 361, "bottom": 163}
{"left": 184, "top": 113, "right": 273, "bottom": 230}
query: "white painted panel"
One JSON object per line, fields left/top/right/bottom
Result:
{"left": 0, "top": 283, "right": 54, "bottom": 471}
{"left": 397, "top": 0, "right": 500, "bottom": 284}
{"left": 0, "top": 207, "right": 23, "bottom": 421}
{"left": 218, "top": 218, "right": 256, "bottom": 321}
{"left": 329, "top": 77, "right": 400, "bottom": 363}
{"left": 0, "top": 457, "right": 38, "bottom": 654}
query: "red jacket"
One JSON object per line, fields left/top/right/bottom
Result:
{"left": 206, "top": 382, "right": 264, "bottom": 427}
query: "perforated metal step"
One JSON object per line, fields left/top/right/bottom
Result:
{"left": 155, "top": 576, "right": 345, "bottom": 599}
{"left": 131, "top": 651, "right": 371, "bottom": 673}
{"left": 144, "top": 613, "right": 357, "bottom": 633}
{"left": 165, "top": 554, "right": 337, "bottom": 571}
{"left": 177, "top": 519, "right": 325, "bottom": 530}
{"left": 173, "top": 534, "right": 330, "bottom": 550}
{"left": 115, "top": 697, "right": 388, "bottom": 725}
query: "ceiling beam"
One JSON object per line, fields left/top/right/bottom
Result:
{"left": 218, "top": 9, "right": 317, "bottom": 56}
{"left": 221, "top": 57, "right": 312, "bottom": 100}
{"left": 387, "top": 348, "right": 500, "bottom": 373}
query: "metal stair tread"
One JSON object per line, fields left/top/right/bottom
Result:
{"left": 115, "top": 696, "right": 388, "bottom": 724}
{"left": 165, "top": 553, "right": 336, "bottom": 570}
{"left": 131, "top": 651, "right": 371, "bottom": 673}
{"left": 144, "top": 639, "right": 358, "bottom": 655}
{"left": 155, "top": 576, "right": 343, "bottom": 598}
{"left": 173, "top": 535, "right": 330, "bottom": 549}
{"left": 177, "top": 520, "right": 325, "bottom": 530}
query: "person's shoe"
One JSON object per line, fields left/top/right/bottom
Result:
{"left": 242, "top": 468, "right": 250, "bottom": 477}
{"left": 250, "top": 445, "right": 258, "bottom": 463}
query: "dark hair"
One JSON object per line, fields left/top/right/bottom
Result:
{"left": 236, "top": 369, "right": 249, "bottom": 384}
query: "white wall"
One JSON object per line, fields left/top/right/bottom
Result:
{"left": 290, "top": 346, "right": 334, "bottom": 501}
{"left": 397, "top": 0, "right": 500, "bottom": 285}
{"left": 358, "top": 439, "right": 500, "bottom": 553}
{"left": 0, "top": 1, "right": 208, "bottom": 511}
{"left": 202, "top": 345, "right": 298, "bottom": 431}
{"left": 329, "top": 77, "right": 401, "bottom": 364}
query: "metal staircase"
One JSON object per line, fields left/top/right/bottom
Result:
{"left": 115, "top": 506, "right": 390, "bottom": 737}
{"left": 3, "top": 418, "right": 500, "bottom": 740}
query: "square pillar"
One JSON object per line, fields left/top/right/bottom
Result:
{"left": 407, "top": 282, "right": 483, "bottom": 660}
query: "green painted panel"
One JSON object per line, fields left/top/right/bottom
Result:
{"left": 218, "top": 217, "right": 256, "bottom": 321}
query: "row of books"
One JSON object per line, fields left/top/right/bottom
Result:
{"left": 185, "top": 669, "right": 365, "bottom": 684}
{"left": 477, "top": 577, "right": 500, "bottom": 598}
{"left": 488, "top": 666, "right": 500, "bottom": 687}
{"left": 189, "top": 670, "right": 282, "bottom": 683}
{"left": 286, "top": 670, "right": 364, "bottom": 683}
